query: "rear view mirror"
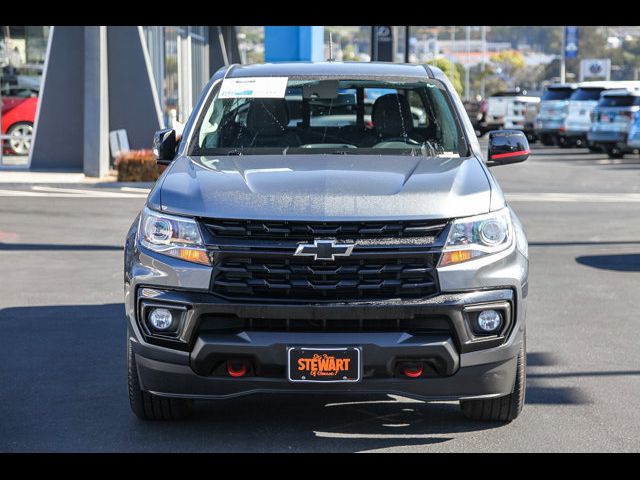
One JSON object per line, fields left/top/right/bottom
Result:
{"left": 487, "top": 130, "right": 530, "bottom": 167}
{"left": 153, "top": 128, "right": 177, "bottom": 165}
{"left": 303, "top": 80, "right": 339, "bottom": 99}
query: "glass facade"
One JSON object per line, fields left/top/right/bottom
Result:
{"left": 143, "top": 26, "right": 211, "bottom": 131}
{"left": 1, "top": 26, "right": 50, "bottom": 164}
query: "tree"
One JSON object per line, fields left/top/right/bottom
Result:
{"left": 490, "top": 50, "right": 525, "bottom": 86}
{"left": 488, "top": 26, "right": 562, "bottom": 54}
{"left": 341, "top": 44, "right": 358, "bottom": 61}
{"left": 432, "top": 57, "right": 463, "bottom": 96}
{"left": 468, "top": 63, "right": 507, "bottom": 98}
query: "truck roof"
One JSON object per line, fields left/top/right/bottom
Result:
{"left": 577, "top": 81, "right": 640, "bottom": 89}
{"left": 546, "top": 83, "right": 577, "bottom": 90}
{"left": 601, "top": 88, "right": 640, "bottom": 97}
{"left": 225, "top": 61, "right": 436, "bottom": 79}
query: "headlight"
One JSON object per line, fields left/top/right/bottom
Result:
{"left": 439, "top": 208, "right": 513, "bottom": 267}
{"left": 138, "top": 207, "right": 210, "bottom": 265}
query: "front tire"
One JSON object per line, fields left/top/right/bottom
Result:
{"left": 539, "top": 134, "right": 555, "bottom": 146}
{"left": 557, "top": 136, "right": 572, "bottom": 148}
{"left": 460, "top": 336, "right": 526, "bottom": 422}
{"left": 6, "top": 122, "right": 34, "bottom": 155}
{"left": 606, "top": 147, "right": 624, "bottom": 159}
{"left": 128, "top": 336, "right": 193, "bottom": 420}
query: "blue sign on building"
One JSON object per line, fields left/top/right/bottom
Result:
{"left": 264, "top": 26, "right": 324, "bottom": 62}
{"left": 565, "top": 26, "right": 579, "bottom": 59}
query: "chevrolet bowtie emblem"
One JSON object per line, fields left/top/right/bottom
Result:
{"left": 294, "top": 240, "right": 354, "bottom": 261}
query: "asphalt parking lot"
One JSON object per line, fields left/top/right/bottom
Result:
{"left": 1, "top": 144, "right": 639, "bottom": 452}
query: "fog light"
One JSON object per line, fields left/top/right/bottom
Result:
{"left": 477, "top": 310, "right": 502, "bottom": 333}
{"left": 149, "top": 308, "right": 173, "bottom": 330}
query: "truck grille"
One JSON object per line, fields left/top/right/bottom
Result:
{"left": 204, "top": 218, "right": 447, "bottom": 302}
{"left": 198, "top": 313, "right": 452, "bottom": 333}
{"left": 203, "top": 218, "right": 447, "bottom": 240}
{"left": 213, "top": 255, "right": 439, "bottom": 301}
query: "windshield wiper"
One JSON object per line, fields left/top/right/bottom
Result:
{"left": 226, "top": 149, "right": 243, "bottom": 156}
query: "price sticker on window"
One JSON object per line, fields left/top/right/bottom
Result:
{"left": 219, "top": 77, "right": 288, "bottom": 99}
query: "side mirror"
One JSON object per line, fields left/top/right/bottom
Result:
{"left": 487, "top": 130, "right": 530, "bottom": 167}
{"left": 153, "top": 128, "right": 177, "bottom": 165}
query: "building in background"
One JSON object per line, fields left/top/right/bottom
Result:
{"left": 142, "top": 26, "right": 214, "bottom": 130}
{"left": 0, "top": 25, "right": 241, "bottom": 172}
{"left": 0, "top": 26, "right": 49, "bottom": 87}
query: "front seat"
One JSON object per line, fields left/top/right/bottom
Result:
{"left": 239, "top": 98, "right": 301, "bottom": 148}
{"left": 371, "top": 93, "right": 417, "bottom": 144}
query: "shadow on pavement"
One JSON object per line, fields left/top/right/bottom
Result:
{"left": 524, "top": 386, "right": 590, "bottom": 405}
{"left": 0, "top": 243, "right": 123, "bottom": 251}
{"left": 525, "top": 352, "right": 591, "bottom": 406}
{"left": 575, "top": 253, "right": 640, "bottom": 272}
{"left": 526, "top": 351, "right": 559, "bottom": 366}
{"left": 142, "top": 394, "right": 499, "bottom": 452}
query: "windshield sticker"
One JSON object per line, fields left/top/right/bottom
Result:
{"left": 219, "top": 77, "right": 289, "bottom": 99}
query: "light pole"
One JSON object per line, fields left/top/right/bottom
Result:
{"left": 237, "top": 32, "right": 247, "bottom": 64}
{"left": 450, "top": 26, "right": 455, "bottom": 82}
{"left": 405, "top": 26, "right": 410, "bottom": 63}
{"left": 481, "top": 25, "right": 487, "bottom": 98}
{"left": 465, "top": 25, "right": 471, "bottom": 100}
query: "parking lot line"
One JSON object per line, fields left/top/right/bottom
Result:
{"left": 0, "top": 188, "right": 148, "bottom": 198}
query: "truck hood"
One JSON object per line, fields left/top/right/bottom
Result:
{"left": 157, "top": 154, "right": 493, "bottom": 221}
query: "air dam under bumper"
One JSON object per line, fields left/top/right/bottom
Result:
{"left": 129, "top": 288, "right": 524, "bottom": 401}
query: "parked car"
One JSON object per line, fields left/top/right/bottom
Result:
{"left": 588, "top": 88, "right": 640, "bottom": 158}
{"left": 560, "top": 81, "right": 640, "bottom": 150}
{"left": 534, "top": 83, "right": 577, "bottom": 146}
{"left": 504, "top": 96, "right": 540, "bottom": 142}
{"left": 463, "top": 97, "right": 488, "bottom": 136}
{"left": 125, "top": 62, "right": 530, "bottom": 423}
{"left": 485, "top": 88, "right": 537, "bottom": 132}
{"left": 627, "top": 111, "right": 640, "bottom": 151}
{"left": 1, "top": 84, "right": 38, "bottom": 155}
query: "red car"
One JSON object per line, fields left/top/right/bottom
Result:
{"left": 2, "top": 85, "right": 38, "bottom": 155}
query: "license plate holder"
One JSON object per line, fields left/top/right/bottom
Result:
{"left": 287, "top": 347, "right": 361, "bottom": 383}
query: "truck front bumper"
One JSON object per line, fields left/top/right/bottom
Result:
{"left": 129, "top": 287, "right": 524, "bottom": 401}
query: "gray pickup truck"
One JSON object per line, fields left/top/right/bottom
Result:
{"left": 124, "top": 61, "right": 530, "bottom": 423}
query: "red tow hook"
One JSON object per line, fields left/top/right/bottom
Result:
{"left": 401, "top": 363, "right": 424, "bottom": 378}
{"left": 226, "top": 360, "right": 249, "bottom": 378}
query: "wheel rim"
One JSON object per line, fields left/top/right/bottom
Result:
{"left": 8, "top": 124, "right": 33, "bottom": 155}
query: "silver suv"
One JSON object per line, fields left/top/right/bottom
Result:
{"left": 124, "top": 62, "right": 530, "bottom": 423}
{"left": 588, "top": 88, "right": 640, "bottom": 158}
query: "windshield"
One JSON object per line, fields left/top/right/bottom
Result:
{"left": 541, "top": 88, "right": 573, "bottom": 101}
{"left": 598, "top": 95, "right": 640, "bottom": 107}
{"left": 570, "top": 88, "right": 604, "bottom": 101}
{"left": 189, "top": 76, "right": 468, "bottom": 157}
